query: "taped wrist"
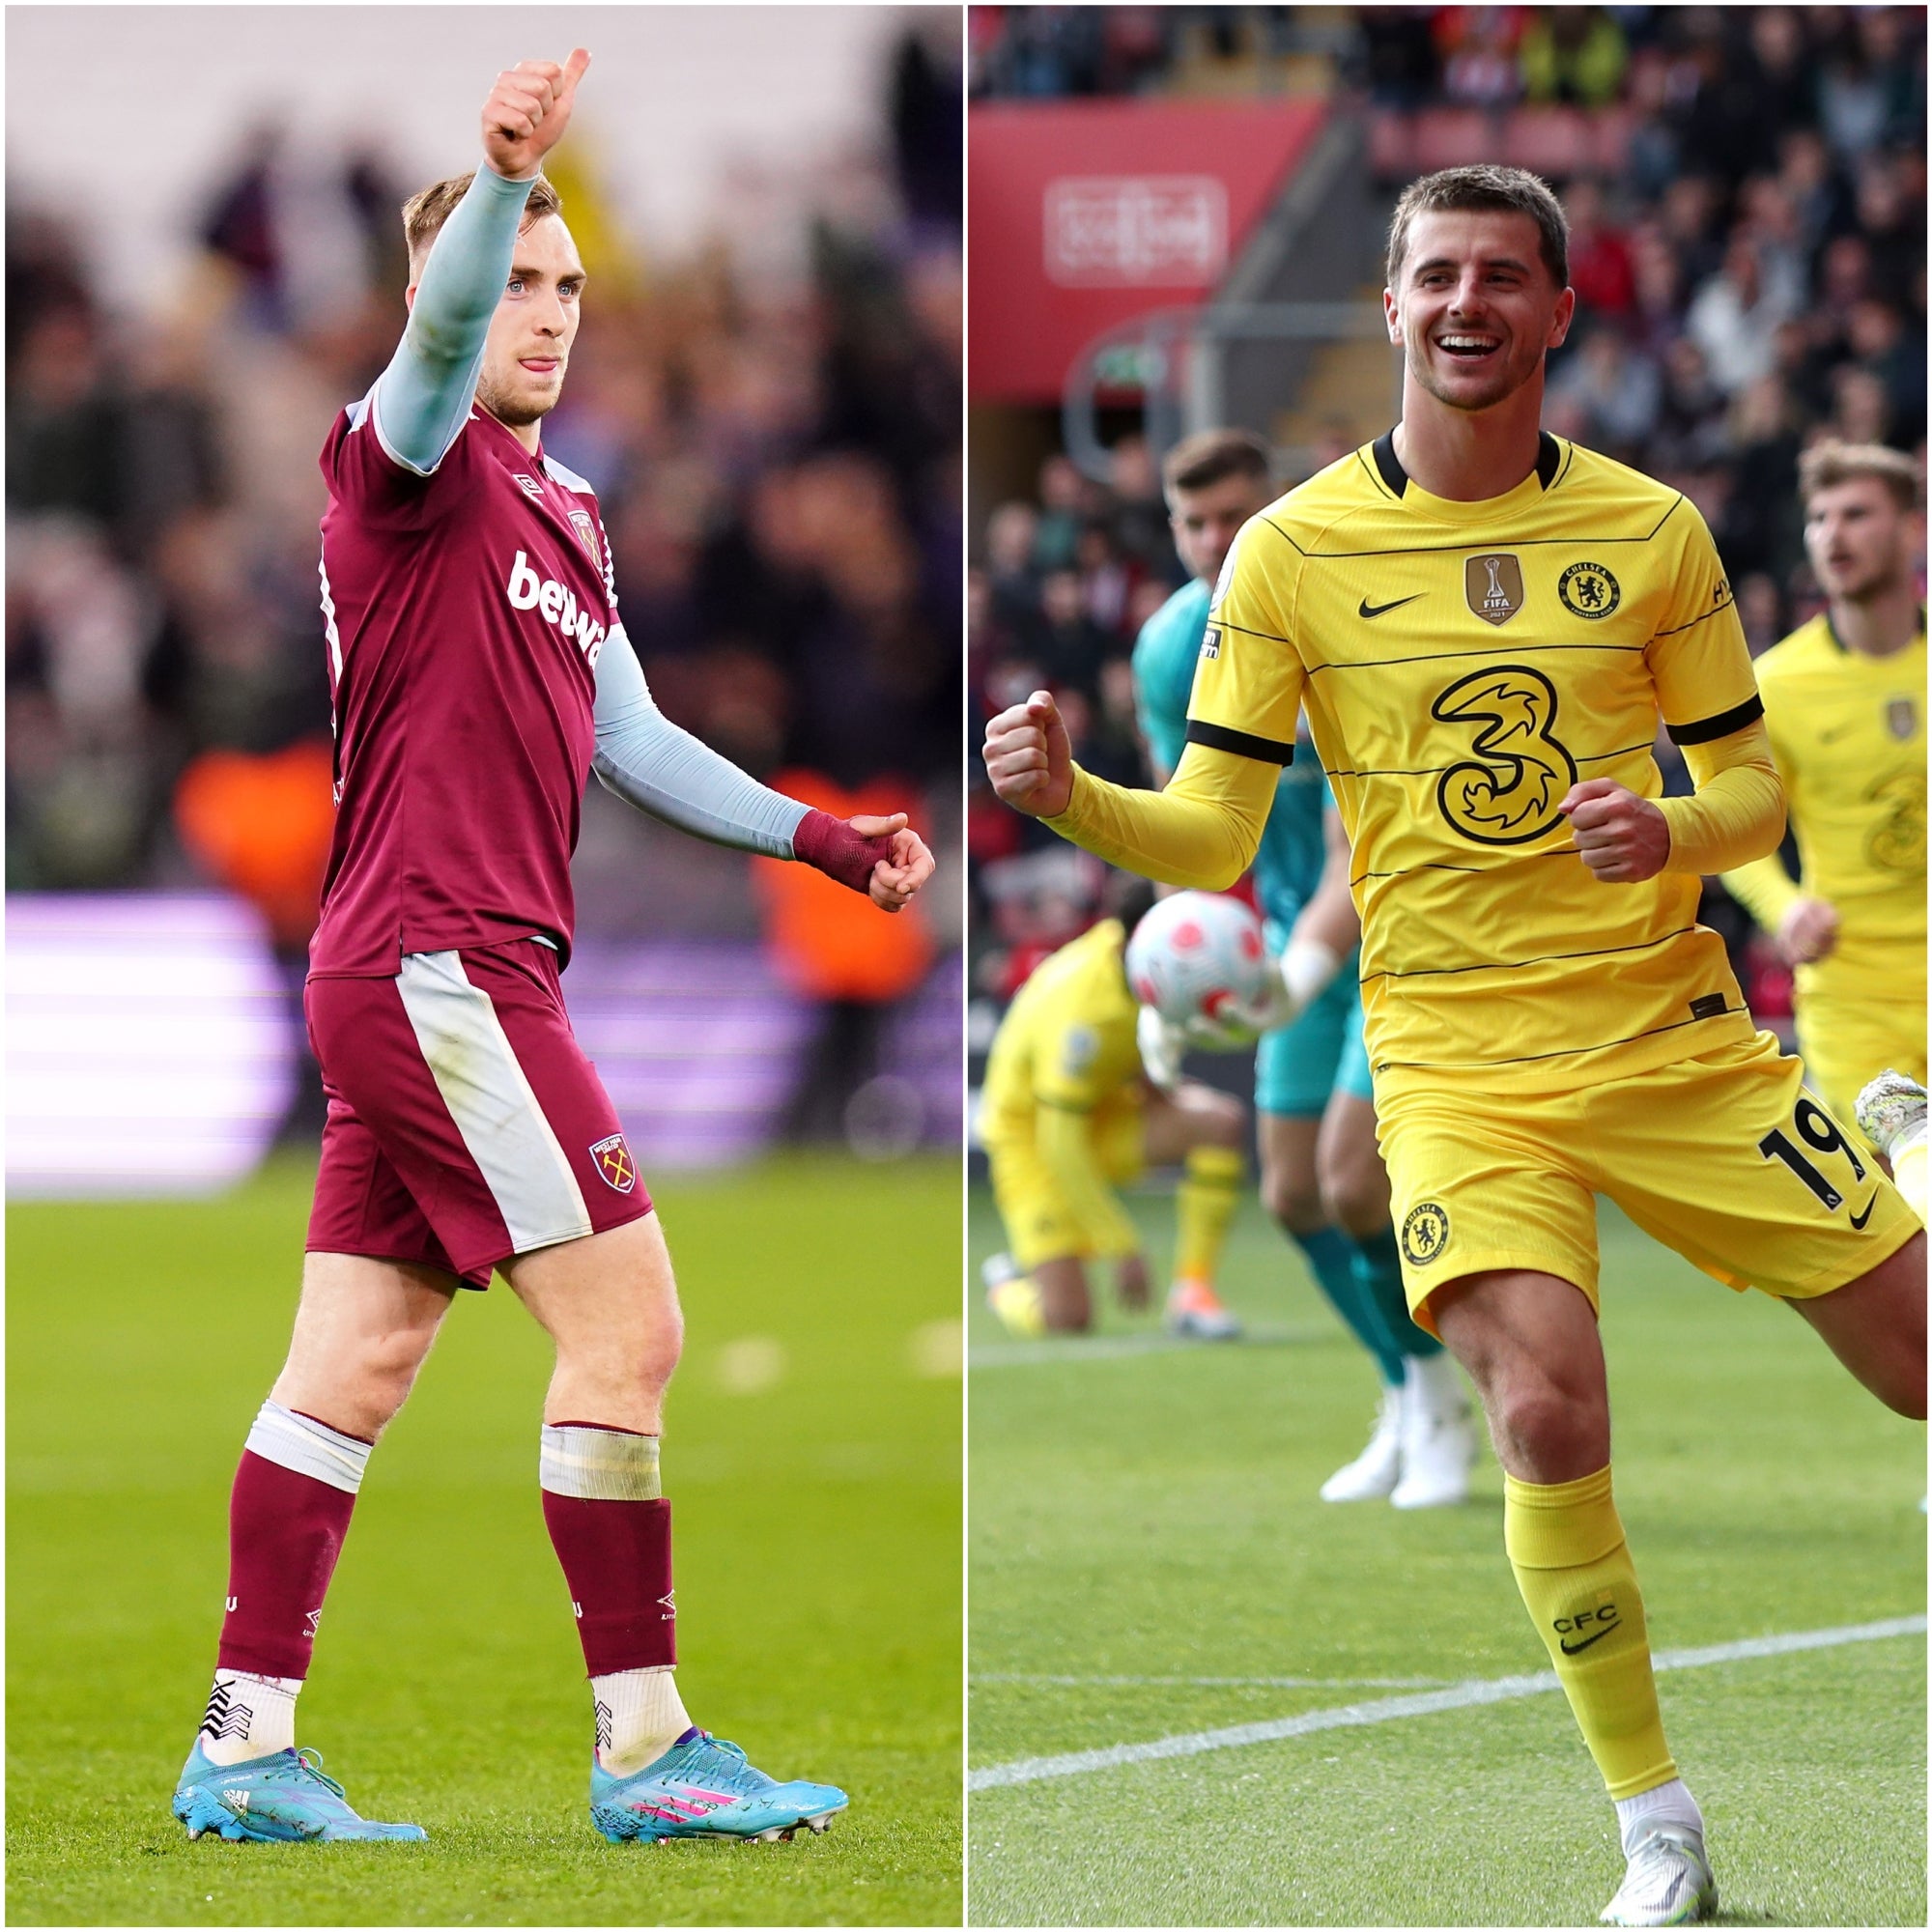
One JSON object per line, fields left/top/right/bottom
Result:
{"left": 792, "top": 808, "right": 891, "bottom": 895}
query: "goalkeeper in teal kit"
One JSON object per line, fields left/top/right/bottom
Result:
{"left": 1131, "top": 430, "right": 1474, "bottom": 1507}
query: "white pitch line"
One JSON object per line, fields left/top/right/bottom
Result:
{"left": 969, "top": 1324, "right": 1327, "bottom": 1369}
{"left": 968, "top": 1615, "right": 1925, "bottom": 1792}
{"left": 974, "top": 1674, "right": 1457, "bottom": 1690}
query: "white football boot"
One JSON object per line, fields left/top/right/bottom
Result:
{"left": 1319, "top": 1386, "right": 1403, "bottom": 1501}
{"left": 1389, "top": 1353, "right": 1477, "bottom": 1509}
{"left": 1600, "top": 1822, "right": 1718, "bottom": 1927}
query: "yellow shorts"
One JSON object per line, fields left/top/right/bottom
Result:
{"left": 986, "top": 1094, "right": 1145, "bottom": 1270}
{"left": 1796, "top": 999, "right": 1927, "bottom": 1149}
{"left": 1378, "top": 1030, "right": 1922, "bottom": 1337}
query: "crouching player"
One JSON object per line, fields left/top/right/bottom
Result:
{"left": 1134, "top": 430, "right": 1472, "bottom": 1507}
{"left": 980, "top": 912, "right": 1247, "bottom": 1338}
{"left": 171, "top": 51, "right": 933, "bottom": 1848}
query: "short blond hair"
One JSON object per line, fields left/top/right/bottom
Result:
{"left": 402, "top": 171, "right": 564, "bottom": 279}
{"left": 1798, "top": 440, "right": 1922, "bottom": 513}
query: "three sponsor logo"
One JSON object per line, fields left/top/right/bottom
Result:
{"left": 506, "top": 551, "right": 608, "bottom": 668}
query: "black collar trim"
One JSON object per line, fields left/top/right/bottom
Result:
{"left": 1373, "top": 429, "right": 1564, "bottom": 500}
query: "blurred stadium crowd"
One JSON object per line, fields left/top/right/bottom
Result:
{"left": 968, "top": 4, "right": 1925, "bottom": 1015}
{"left": 8, "top": 24, "right": 960, "bottom": 940}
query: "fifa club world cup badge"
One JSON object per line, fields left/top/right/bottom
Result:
{"left": 589, "top": 1133, "right": 637, "bottom": 1194}
{"left": 1887, "top": 696, "right": 1917, "bottom": 740}
{"left": 1401, "top": 1201, "right": 1451, "bottom": 1266}
{"left": 1464, "top": 554, "right": 1523, "bottom": 626}
{"left": 567, "top": 507, "right": 602, "bottom": 566}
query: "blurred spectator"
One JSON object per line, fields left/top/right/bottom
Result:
{"left": 1519, "top": 7, "right": 1627, "bottom": 108}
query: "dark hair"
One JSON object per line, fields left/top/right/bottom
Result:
{"left": 402, "top": 172, "right": 565, "bottom": 276}
{"left": 1798, "top": 440, "right": 1922, "bottom": 512}
{"left": 1161, "top": 428, "right": 1272, "bottom": 502}
{"left": 1386, "top": 164, "right": 1569, "bottom": 292}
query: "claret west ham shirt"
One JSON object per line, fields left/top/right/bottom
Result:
{"left": 311, "top": 397, "right": 618, "bottom": 977}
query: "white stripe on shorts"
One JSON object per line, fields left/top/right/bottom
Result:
{"left": 397, "top": 950, "right": 593, "bottom": 1253}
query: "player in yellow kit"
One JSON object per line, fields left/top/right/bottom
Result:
{"left": 1723, "top": 443, "right": 1925, "bottom": 1137}
{"left": 980, "top": 917, "right": 1247, "bottom": 1337}
{"left": 984, "top": 165, "right": 1925, "bottom": 1927}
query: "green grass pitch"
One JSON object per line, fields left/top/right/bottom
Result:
{"left": 9, "top": 1152, "right": 962, "bottom": 1927}
{"left": 969, "top": 1179, "right": 1925, "bottom": 1927}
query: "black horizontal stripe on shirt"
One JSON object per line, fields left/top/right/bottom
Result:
{"left": 1302, "top": 640, "right": 1645, "bottom": 677}
{"left": 1372, "top": 1005, "right": 1743, "bottom": 1075}
{"left": 1666, "top": 693, "right": 1765, "bottom": 746}
{"left": 1358, "top": 925, "right": 1701, "bottom": 986}
{"left": 1349, "top": 847, "right": 1582, "bottom": 887}
{"left": 1260, "top": 494, "right": 1685, "bottom": 560}
{"left": 1651, "top": 602, "right": 1738, "bottom": 640}
{"left": 1213, "top": 617, "right": 1297, "bottom": 647}
{"left": 1323, "top": 738, "right": 1657, "bottom": 782}
{"left": 1185, "top": 720, "right": 1296, "bottom": 764}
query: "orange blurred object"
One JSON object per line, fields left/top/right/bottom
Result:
{"left": 754, "top": 771, "right": 935, "bottom": 1004}
{"left": 174, "top": 738, "right": 336, "bottom": 948}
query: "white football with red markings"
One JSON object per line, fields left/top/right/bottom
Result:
{"left": 1124, "top": 890, "right": 1268, "bottom": 1049}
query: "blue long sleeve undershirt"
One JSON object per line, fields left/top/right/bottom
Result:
{"left": 367, "top": 165, "right": 811, "bottom": 861}
{"left": 592, "top": 627, "right": 809, "bottom": 857}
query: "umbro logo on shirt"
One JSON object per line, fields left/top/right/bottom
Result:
{"left": 506, "top": 551, "right": 608, "bottom": 668}
{"left": 513, "top": 473, "right": 546, "bottom": 501}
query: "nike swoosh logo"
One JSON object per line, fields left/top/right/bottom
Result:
{"left": 1558, "top": 1623, "right": 1619, "bottom": 1656}
{"left": 1849, "top": 1196, "right": 1877, "bottom": 1229}
{"left": 1358, "top": 594, "right": 1424, "bottom": 619}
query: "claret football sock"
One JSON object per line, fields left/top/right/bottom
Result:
{"left": 540, "top": 1422, "right": 683, "bottom": 1761}
{"left": 1175, "top": 1145, "right": 1243, "bottom": 1284}
{"left": 1505, "top": 1464, "right": 1677, "bottom": 1800}
{"left": 199, "top": 1668, "right": 302, "bottom": 1765}
{"left": 215, "top": 1402, "right": 370, "bottom": 1684}
{"left": 593, "top": 1665, "right": 695, "bottom": 1776}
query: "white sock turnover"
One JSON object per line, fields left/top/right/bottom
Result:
{"left": 1614, "top": 1776, "right": 1704, "bottom": 1856}
{"left": 199, "top": 1669, "right": 302, "bottom": 1766}
{"left": 594, "top": 1665, "right": 693, "bottom": 1777}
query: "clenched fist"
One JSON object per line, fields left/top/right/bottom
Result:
{"left": 983, "top": 689, "right": 1073, "bottom": 818}
{"left": 1558, "top": 778, "right": 1670, "bottom": 884}
{"left": 1776, "top": 894, "right": 1840, "bottom": 965}
{"left": 483, "top": 49, "right": 591, "bottom": 182}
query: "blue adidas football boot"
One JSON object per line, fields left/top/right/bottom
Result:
{"left": 173, "top": 1742, "right": 426, "bottom": 1841}
{"left": 590, "top": 1727, "right": 847, "bottom": 1844}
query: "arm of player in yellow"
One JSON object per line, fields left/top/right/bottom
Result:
{"left": 1657, "top": 719, "right": 1785, "bottom": 876}
{"left": 1042, "top": 742, "right": 1279, "bottom": 891}
{"left": 1720, "top": 848, "right": 1804, "bottom": 931}
{"left": 1035, "top": 1104, "right": 1143, "bottom": 1259}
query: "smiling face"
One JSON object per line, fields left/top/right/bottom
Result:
{"left": 1385, "top": 209, "right": 1575, "bottom": 417}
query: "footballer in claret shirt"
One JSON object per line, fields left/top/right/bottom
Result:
{"left": 171, "top": 49, "right": 933, "bottom": 1851}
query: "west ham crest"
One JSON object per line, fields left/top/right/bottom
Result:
{"left": 568, "top": 506, "right": 602, "bottom": 566}
{"left": 589, "top": 1133, "right": 637, "bottom": 1193}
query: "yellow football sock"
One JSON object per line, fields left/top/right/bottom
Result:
{"left": 1175, "top": 1145, "right": 1243, "bottom": 1284}
{"left": 1504, "top": 1464, "right": 1676, "bottom": 1800}
{"left": 1891, "top": 1134, "right": 1926, "bottom": 1224}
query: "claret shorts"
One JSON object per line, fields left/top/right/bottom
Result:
{"left": 304, "top": 937, "right": 653, "bottom": 1289}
